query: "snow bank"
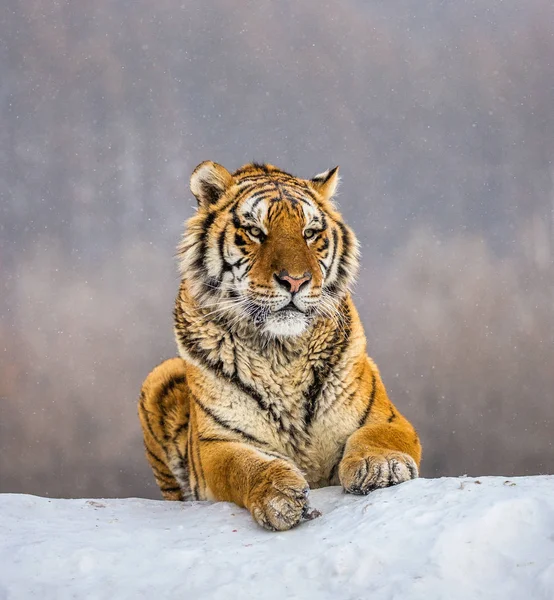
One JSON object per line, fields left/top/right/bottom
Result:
{"left": 1, "top": 476, "right": 554, "bottom": 600}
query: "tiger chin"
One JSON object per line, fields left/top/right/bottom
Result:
{"left": 138, "top": 161, "right": 422, "bottom": 531}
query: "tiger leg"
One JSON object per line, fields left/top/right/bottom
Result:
{"left": 339, "top": 419, "right": 422, "bottom": 495}
{"left": 138, "top": 357, "right": 192, "bottom": 500}
{"left": 197, "top": 438, "right": 310, "bottom": 531}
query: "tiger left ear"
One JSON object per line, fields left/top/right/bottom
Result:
{"left": 190, "top": 161, "right": 234, "bottom": 208}
{"left": 310, "top": 166, "right": 340, "bottom": 202}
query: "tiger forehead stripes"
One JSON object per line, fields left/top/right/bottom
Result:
{"left": 178, "top": 162, "right": 359, "bottom": 337}
{"left": 139, "top": 161, "right": 422, "bottom": 531}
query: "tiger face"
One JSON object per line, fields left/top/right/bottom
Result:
{"left": 178, "top": 162, "right": 359, "bottom": 338}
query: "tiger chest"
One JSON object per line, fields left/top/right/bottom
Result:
{"left": 204, "top": 371, "right": 359, "bottom": 487}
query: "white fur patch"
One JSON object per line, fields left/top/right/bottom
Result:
{"left": 263, "top": 311, "right": 308, "bottom": 337}
{"left": 240, "top": 193, "right": 269, "bottom": 225}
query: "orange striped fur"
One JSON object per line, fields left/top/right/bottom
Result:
{"left": 138, "top": 162, "right": 421, "bottom": 530}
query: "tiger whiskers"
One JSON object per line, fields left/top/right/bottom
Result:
{"left": 315, "top": 291, "right": 347, "bottom": 337}
{"left": 199, "top": 297, "right": 252, "bottom": 320}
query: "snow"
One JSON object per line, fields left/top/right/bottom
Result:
{"left": 1, "top": 476, "right": 554, "bottom": 600}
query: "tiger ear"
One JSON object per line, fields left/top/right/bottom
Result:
{"left": 310, "top": 166, "right": 340, "bottom": 202}
{"left": 190, "top": 161, "right": 234, "bottom": 207}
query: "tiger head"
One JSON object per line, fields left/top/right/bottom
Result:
{"left": 178, "top": 161, "right": 359, "bottom": 338}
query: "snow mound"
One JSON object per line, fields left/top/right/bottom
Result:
{"left": 1, "top": 476, "right": 554, "bottom": 600}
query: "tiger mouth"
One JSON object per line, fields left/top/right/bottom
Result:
{"left": 276, "top": 302, "right": 304, "bottom": 314}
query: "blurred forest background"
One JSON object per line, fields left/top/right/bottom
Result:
{"left": 1, "top": 0, "right": 553, "bottom": 498}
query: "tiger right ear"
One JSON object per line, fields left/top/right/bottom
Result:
{"left": 190, "top": 161, "right": 234, "bottom": 207}
{"left": 310, "top": 166, "right": 340, "bottom": 202}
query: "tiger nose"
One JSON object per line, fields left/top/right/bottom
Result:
{"left": 274, "top": 270, "right": 312, "bottom": 294}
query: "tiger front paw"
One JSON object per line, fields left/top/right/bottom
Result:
{"left": 248, "top": 460, "right": 312, "bottom": 531}
{"left": 339, "top": 450, "right": 418, "bottom": 495}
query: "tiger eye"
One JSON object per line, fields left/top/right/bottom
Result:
{"left": 249, "top": 226, "right": 262, "bottom": 237}
{"left": 304, "top": 229, "right": 315, "bottom": 239}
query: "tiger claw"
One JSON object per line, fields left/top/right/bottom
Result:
{"left": 302, "top": 506, "right": 322, "bottom": 521}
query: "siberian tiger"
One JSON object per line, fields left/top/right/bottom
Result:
{"left": 138, "top": 161, "right": 421, "bottom": 531}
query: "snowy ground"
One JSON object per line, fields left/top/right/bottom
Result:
{"left": 1, "top": 476, "right": 554, "bottom": 600}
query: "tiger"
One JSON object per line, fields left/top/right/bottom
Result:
{"left": 138, "top": 161, "right": 422, "bottom": 531}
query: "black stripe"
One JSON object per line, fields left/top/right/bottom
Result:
{"left": 319, "top": 237, "right": 330, "bottom": 252}
{"left": 230, "top": 257, "right": 247, "bottom": 270}
{"left": 252, "top": 162, "right": 269, "bottom": 173}
{"left": 159, "top": 485, "right": 182, "bottom": 494}
{"left": 194, "top": 423, "right": 206, "bottom": 498}
{"left": 139, "top": 394, "right": 169, "bottom": 458}
{"left": 233, "top": 182, "right": 263, "bottom": 201}
{"left": 158, "top": 375, "right": 187, "bottom": 405}
{"left": 152, "top": 467, "right": 179, "bottom": 488}
{"left": 257, "top": 449, "right": 289, "bottom": 460}
{"left": 186, "top": 197, "right": 236, "bottom": 295}
{"left": 194, "top": 396, "right": 267, "bottom": 446}
{"left": 175, "top": 438, "right": 189, "bottom": 464}
{"left": 250, "top": 193, "right": 271, "bottom": 211}
{"left": 157, "top": 403, "right": 170, "bottom": 446}
{"left": 197, "top": 436, "right": 286, "bottom": 461}
{"left": 303, "top": 300, "right": 352, "bottom": 426}
{"left": 187, "top": 434, "right": 199, "bottom": 501}
{"left": 218, "top": 193, "right": 242, "bottom": 215}
{"left": 329, "top": 445, "right": 345, "bottom": 483}
{"left": 203, "top": 276, "right": 221, "bottom": 292}
{"left": 326, "top": 263, "right": 353, "bottom": 297}
{"left": 302, "top": 185, "right": 318, "bottom": 202}
{"left": 236, "top": 245, "right": 250, "bottom": 257}
{"left": 145, "top": 446, "right": 166, "bottom": 471}
{"left": 337, "top": 222, "right": 351, "bottom": 256}
{"left": 229, "top": 371, "right": 268, "bottom": 412}
{"left": 217, "top": 226, "right": 228, "bottom": 272}
{"left": 281, "top": 186, "right": 313, "bottom": 207}
{"left": 329, "top": 228, "right": 339, "bottom": 276}
{"left": 280, "top": 188, "right": 299, "bottom": 207}
{"left": 332, "top": 263, "right": 349, "bottom": 289}
{"left": 359, "top": 371, "right": 377, "bottom": 427}
{"left": 324, "top": 218, "right": 357, "bottom": 297}
{"left": 175, "top": 324, "right": 269, "bottom": 413}
{"left": 233, "top": 173, "right": 274, "bottom": 184}
{"left": 192, "top": 211, "right": 216, "bottom": 274}
{"left": 241, "top": 260, "right": 254, "bottom": 278}
{"left": 234, "top": 232, "right": 247, "bottom": 247}
{"left": 172, "top": 421, "right": 189, "bottom": 442}
{"left": 197, "top": 435, "right": 233, "bottom": 443}
{"left": 387, "top": 407, "right": 397, "bottom": 423}
{"left": 232, "top": 165, "right": 256, "bottom": 176}
{"left": 273, "top": 181, "right": 286, "bottom": 203}
{"left": 152, "top": 469, "right": 176, "bottom": 489}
